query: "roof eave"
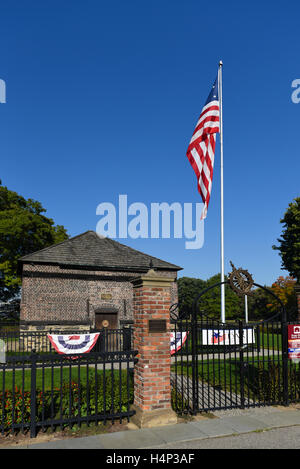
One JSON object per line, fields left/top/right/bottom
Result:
{"left": 18, "top": 260, "right": 182, "bottom": 274}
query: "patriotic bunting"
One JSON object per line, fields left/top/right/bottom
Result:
{"left": 48, "top": 333, "right": 99, "bottom": 355}
{"left": 170, "top": 332, "right": 188, "bottom": 355}
{"left": 48, "top": 332, "right": 188, "bottom": 356}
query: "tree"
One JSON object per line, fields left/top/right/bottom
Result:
{"left": 247, "top": 286, "right": 272, "bottom": 320}
{"left": 203, "top": 274, "right": 244, "bottom": 320}
{"left": 273, "top": 198, "right": 300, "bottom": 282}
{"left": 267, "top": 276, "right": 297, "bottom": 320}
{"left": 178, "top": 274, "right": 244, "bottom": 321}
{"left": 177, "top": 277, "right": 206, "bottom": 310}
{"left": 0, "top": 181, "right": 68, "bottom": 302}
{"left": 178, "top": 274, "right": 281, "bottom": 321}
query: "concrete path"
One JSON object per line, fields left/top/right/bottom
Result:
{"left": 6, "top": 406, "right": 300, "bottom": 449}
{"left": 171, "top": 373, "right": 252, "bottom": 410}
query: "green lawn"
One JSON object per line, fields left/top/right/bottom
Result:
{"left": 0, "top": 366, "right": 128, "bottom": 392}
{"left": 173, "top": 359, "right": 245, "bottom": 391}
{"left": 259, "top": 331, "right": 282, "bottom": 350}
{"left": 171, "top": 356, "right": 297, "bottom": 402}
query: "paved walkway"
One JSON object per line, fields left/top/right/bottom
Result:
{"left": 171, "top": 373, "right": 251, "bottom": 409}
{"left": 7, "top": 406, "right": 300, "bottom": 449}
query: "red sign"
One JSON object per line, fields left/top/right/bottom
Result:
{"left": 288, "top": 325, "right": 300, "bottom": 361}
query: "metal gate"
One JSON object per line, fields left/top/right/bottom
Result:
{"left": 171, "top": 268, "right": 300, "bottom": 414}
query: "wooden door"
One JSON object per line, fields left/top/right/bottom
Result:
{"left": 95, "top": 313, "right": 118, "bottom": 330}
{"left": 95, "top": 313, "right": 118, "bottom": 351}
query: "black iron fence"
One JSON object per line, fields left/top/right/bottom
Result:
{"left": 0, "top": 350, "right": 137, "bottom": 437}
{"left": 171, "top": 316, "right": 300, "bottom": 413}
{"left": 0, "top": 328, "right": 133, "bottom": 355}
{"left": 94, "top": 328, "right": 133, "bottom": 353}
{"left": 0, "top": 322, "right": 19, "bottom": 333}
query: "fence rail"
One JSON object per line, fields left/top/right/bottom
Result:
{"left": 0, "top": 328, "right": 133, "bottom": 355}
{"left": 0, "top": 350, "right": 138, "bottom": 437}
{"left": 0, "top": 322, "right": 19, "bottom": 333}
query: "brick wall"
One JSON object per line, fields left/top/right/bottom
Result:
{"left": 132, "top": 273, "right": 173, "bottom": 412}
{"left": 20, "top": 264, "right": 178, "bottom": 329}
{"left": 130, "top": 269, "right": 177, "bottom": 427}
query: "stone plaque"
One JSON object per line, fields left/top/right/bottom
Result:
{"left": 148, "top": 319, "right": 167, "bottom": 333}
{"left": 101, "top": 293, "right": 112, "bottom": 300}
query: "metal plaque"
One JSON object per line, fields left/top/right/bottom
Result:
{"left": 101, "top": 293, "right": 112, "bottom": 300}
{"left": 148, "top": 319, "right": 167, "bottom": 333}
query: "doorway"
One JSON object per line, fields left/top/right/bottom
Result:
{"left": 94, "top": 307, "right": 118, "bottom": 351}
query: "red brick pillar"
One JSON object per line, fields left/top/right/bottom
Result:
{"left": 130, "top": 269, "right": 177, "bottom": 428}
{"left": 295, "top": 284, "right": 300, "bottom": 321}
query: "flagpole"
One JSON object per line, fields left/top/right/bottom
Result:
{"left": 245, "top": 295, "right": 248, "bottom": 323}
{"left": 219, "top": 60, "right": 225, "bottom": 324}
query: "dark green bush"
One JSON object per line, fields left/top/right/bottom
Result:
{"left": 0, "top": 387, "right": 47, "bottom": 430}
{"left": 254, "top": 362, "right": 300, "bottom": 402}
{"left": 58, "top": 372, "right": 134, "bottom": 418}
{"left": 0, "top": 371, "right": 134, "bottom": 432}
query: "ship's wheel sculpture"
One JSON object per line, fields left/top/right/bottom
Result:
{"left": 228, "top": 261, "right": 254, "bottom": 297}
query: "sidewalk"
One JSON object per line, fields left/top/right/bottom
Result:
{"left": 6, "top": 406, "right": 300, "bottom": 449}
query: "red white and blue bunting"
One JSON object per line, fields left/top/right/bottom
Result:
{"left": 48, "top": 331, "right": 187, "bottom": 356}
{"left": 48, "top": 333, "right": 99, "bottom": 355}
{"left": 170, "top": 332, "right": 188, "bottom": 355}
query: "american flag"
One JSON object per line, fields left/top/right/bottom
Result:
{"left": 186, "top": 76, "right": 220, "bottom": 219}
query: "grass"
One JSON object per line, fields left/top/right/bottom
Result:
{"left": 0, "top": 367, "right": 130, "bottom": 392}
{"left": 171, "top": 356, "right": 290, "bottom": 401}
{"left": 173, "top": 358, "right": 243, "bottom": 390}
{"left": 259, "top": 331, "right": 282, "bottom": 350}
{"left": 0, "top": 367, "right": 135, "bottom": 434}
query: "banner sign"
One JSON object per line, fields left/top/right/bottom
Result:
{"left": 202, "top": 329, "right": 255, "bottom": 346}
{"left": 170, "top": 332, "right": 188, "bottom": 355}
{"left": 288, "top": 325, "right": 300, "bottom": 361}
{"left": 48, "top": 333, "right": 99, "bottom": 355}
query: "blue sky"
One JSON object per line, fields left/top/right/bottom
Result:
{"left": 1, "top": 0, "right": 299, "bottom": 286}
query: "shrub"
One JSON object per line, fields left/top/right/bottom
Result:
{"left": 0, "top": 388, "right": 43, "bottom": 430}
{"left": 0, "top": 371, "right": 134, "bottom": 432}
{"left": 58, "top": 372, "right": 134, "bottom": 419}
{"left": 254, "top": 362, "right": 300, "bottom": 402}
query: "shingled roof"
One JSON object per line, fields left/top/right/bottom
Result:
{"left": 18, "top": 231, "right": 182, "bottom": 273}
